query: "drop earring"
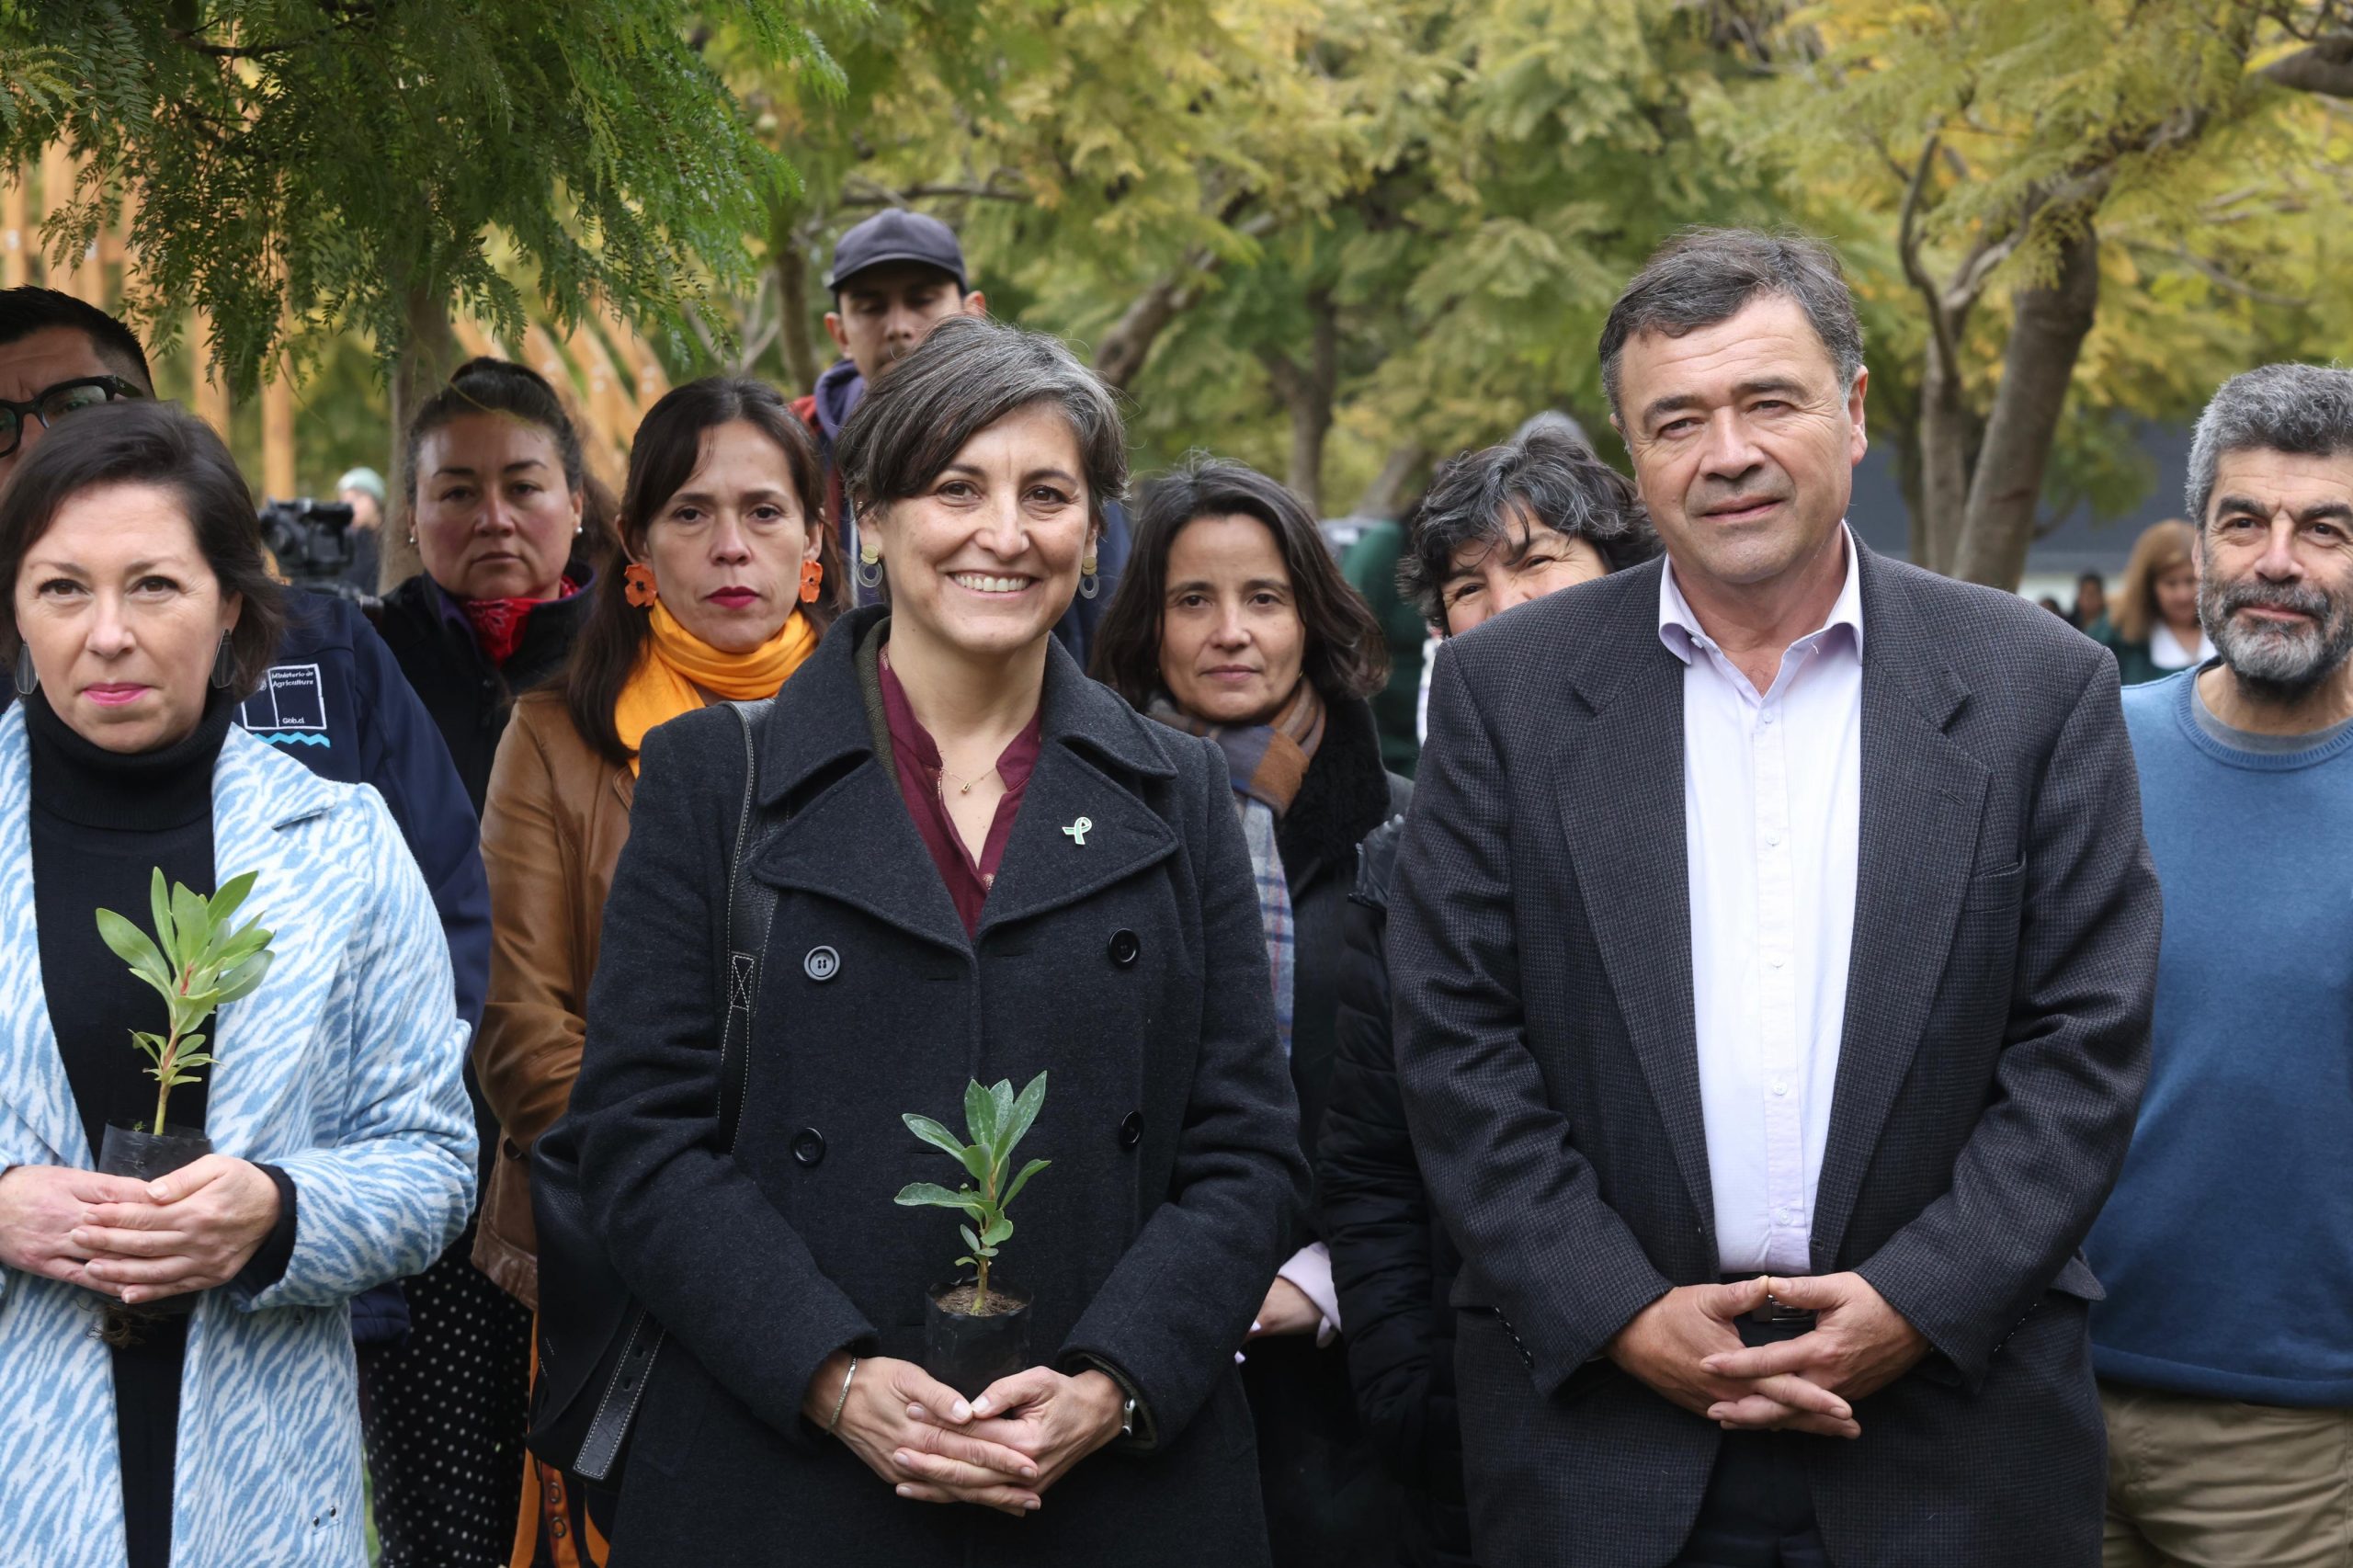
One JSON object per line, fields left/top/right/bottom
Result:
{"left": 1077, "top": 551, "right": 1100, "bottom": 601}
{"left": 855, "top": 541, "right": 883, "bottom": 592}
{"left": 12, "top": 644, "right": 37, "bottom": 698}
{"left": 799, "top": 559, "right": 825, "bottom": 605}
{"left": 623, "top": 562, "right": 658, "bottom": 608}
{"left": 210, "top": 632, "right": 235, "bottom": 690}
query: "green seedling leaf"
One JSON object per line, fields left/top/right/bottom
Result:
{"left": 170, "top": 882, "right": 210, "bottom": 971}
{"left": 1003, "top": 1157, "right": 1051, "bottom": 1209}
{"left": 903, "top": 1114, "right": 990, "bottom": 1185}
{"left": 999, "top": 1072, "right": 1047, "bottom": 1162}
{"left": 893, "top": 1181, "right": 986, "bottom": 1215}
{"left": 95, "top": 909, "right": 168, "bottom": 982}
{"left": 148, "top": 869, "right": 175, "bottom": 966}
{"left": 981, "top": 1216, "right": 1013, "bottom": 1247}
{"left": 208, "top": 869, "right": 257, "bottom": 926}
{"left": 988, "top": 1078, "right": 1017, "bottom": 1151}
{"left": 963, "top": 1079, "right": 999, "bottom": 1152}
{"left": 215, "top": 952, "right": 274, "bottom": 1006}
{"left": 958, "top": 1222, "right": 983, "bottom": 1255}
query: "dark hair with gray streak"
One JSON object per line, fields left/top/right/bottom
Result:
{"left": 2186, "top": 362, "right": 2353, "bottom": 526}
{"left": 1401, "top": 426, "right": 1660, "bottom": 629}
{"left": 834, "top": 314, "right": 1128, "bottom": 553}
{"left": 1599, "top": 228, "right": 1865, "bottom": 420}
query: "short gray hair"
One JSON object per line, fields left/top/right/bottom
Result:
{"left": 1598, "top": 228, "right": 1865, "bottom": 418}
{"left": 2186, "top": 362, "right": 2353, "bottom": 525}
{"left": 835, "top": 313, "right": 1129, "bottom": 536}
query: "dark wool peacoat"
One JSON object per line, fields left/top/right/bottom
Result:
{"left": 565, "top": 606, "right": 1310, "bottom": 1567}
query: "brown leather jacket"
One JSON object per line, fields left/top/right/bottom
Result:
{"left": 472, "top": 687, "right": 636, "bottom": 1308}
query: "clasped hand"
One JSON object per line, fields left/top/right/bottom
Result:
{"left": 1607, "top": 1272, "right": 1927, "bottom": 1439}
{"left": 808, "top": 1353, "right": 1126, "bottom": 1518}
{"left": 0, "top": 1156, "right": 281, "bottom": 1303}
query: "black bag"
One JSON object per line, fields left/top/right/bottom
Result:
{"left": 525, "top": 698, "right": 780, "bottom": 1484}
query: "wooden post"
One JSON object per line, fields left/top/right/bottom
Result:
{"left": 2, "top": 174, "right": 28, "bottom": 289}
{"left": 382, "top": 282, "right": 460, "bottom": 589}
{"left": 260, "top": 357, "right": 296, "bottom": 501}
{"left": 39, "top": 143, "right": 86, "bottom": 297}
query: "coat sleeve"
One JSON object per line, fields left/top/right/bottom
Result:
{"left": 569, "top": 715, "right": 876, "bottom": 1450}
{"left": 350, "top": 608, "right": 491, "bottom": 1035}
{"left": 1318, "top": 831, "right": 1442, "bottom": 1484}
{"left": 1855, "top": 655, "right": 2160, "bottom": 1385}
{"left": 1389, "top": 643, "right": 1673, "bottom": 1395}
{"left": 1058, "top": 735, "right": 1310, "bottom": 1449}
{"left": 475, "top": 709, "right": 586, "bottom": 1155}
{"left": 247, "top": 790, "right": 477, "bottom": 1309}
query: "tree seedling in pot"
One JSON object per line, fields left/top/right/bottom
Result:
{"left": 895, "top": 1072, "right": 1051, "bottom": 1317}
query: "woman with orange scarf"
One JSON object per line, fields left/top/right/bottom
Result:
{"left": 472, "top": 377, "right": 835, "bottom": 1567}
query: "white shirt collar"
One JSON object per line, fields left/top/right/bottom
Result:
{"left": 1658, "top": 524, "right": 1866, "bottom": 666}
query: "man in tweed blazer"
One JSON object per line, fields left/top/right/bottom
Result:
{"left": 1390, "top": 229, "right": 2162, "bottom": 1567}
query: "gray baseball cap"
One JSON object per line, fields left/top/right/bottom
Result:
{"left": 824, "top": 210, "right": 969, "bottom": 293}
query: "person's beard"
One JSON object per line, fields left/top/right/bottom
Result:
{"left": 2201, "top": 567, "right": 2353, "bottom": 700}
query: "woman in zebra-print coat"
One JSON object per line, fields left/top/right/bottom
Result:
{"left": 0, "top": 401, "right": 473, "bottom": 1567}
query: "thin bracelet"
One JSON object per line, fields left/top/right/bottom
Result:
{"left": 826, "top": 1356, "right": 859, "bottom": 1434}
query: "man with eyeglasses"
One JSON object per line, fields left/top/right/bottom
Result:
{"left": 0, "top": 286, "right": 503, "bottom": 1562}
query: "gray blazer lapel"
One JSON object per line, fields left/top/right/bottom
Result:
{"left": 1557, "top": 567, "right": 1716, "bottom": 1244}
{"left": 1810, "top": 551, "right": 1991, "bottom": 1269}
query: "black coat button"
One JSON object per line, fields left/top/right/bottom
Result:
{"left": 804, "top": 946, "right": 840, "bottom": 982}
{"left": 1117, "top": 1111, "right": 1142, "bottom": 1149}
{"left": 1108, "top": 929, "right": 1141, "bottom": 967}
{"left": 790, "top": 1127, "right": 826, "bottom": 1166}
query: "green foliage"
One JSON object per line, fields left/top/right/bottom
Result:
{"left": 95, "top": 868, "right": 277, "bottom": 1135}
{"left": 894, "top": 1072, "right": 1051, "bottom": 1313}
{"left": 0, "top": 0, "right": 850, "bottom": 393}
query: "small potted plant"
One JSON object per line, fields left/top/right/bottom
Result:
{"left": 93, "top": 868, "right": 276, "bottom": 1186}
{"left": 894, "top": 1072, "right": 1051, "bottom": 1397}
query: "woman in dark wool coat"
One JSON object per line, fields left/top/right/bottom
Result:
{"left": 564, "top": 314, "right": 1309, "bottom": 1567}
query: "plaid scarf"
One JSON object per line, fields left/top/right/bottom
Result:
{"left": 1144, "top": 681, "right": 1326, "bottom": 1056}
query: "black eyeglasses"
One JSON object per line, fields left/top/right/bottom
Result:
{"left": 0, "top": 375, "right": 145, "bottom": 459}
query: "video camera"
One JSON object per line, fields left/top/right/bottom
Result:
{"left": 258, "top": 497, "right": 375, "bottom": 607}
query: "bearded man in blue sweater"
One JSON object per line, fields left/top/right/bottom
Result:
{"left": 2087, "top": 362, "right": 2353, "bottom": 1568}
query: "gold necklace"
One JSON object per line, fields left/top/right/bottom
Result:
{"left": 938, "top": 762, "right": 999, "bottom": 798}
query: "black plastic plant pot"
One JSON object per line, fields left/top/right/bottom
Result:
{"left": 924, "top": 1278, "right": 1032, "bottom": 1398}
{"left": 96, "top": 1122, "right": 213, "bottom": 1324}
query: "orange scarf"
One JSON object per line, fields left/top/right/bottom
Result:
{"left": 614, "top": 599, "right": 818, "bottom": 773}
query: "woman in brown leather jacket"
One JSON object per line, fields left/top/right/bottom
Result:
{"left": 472, "top": 376, "right": 835, "bottom": 1565}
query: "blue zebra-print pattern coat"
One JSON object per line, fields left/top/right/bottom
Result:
{"left": 0, "top": 707, "right": 476, "bottom": 1566}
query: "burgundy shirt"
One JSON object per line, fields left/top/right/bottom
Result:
{"left": 878, "top": 653, "right": 1043, "bottom": 937}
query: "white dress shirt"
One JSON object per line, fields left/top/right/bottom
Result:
{"left": 1658, "top": 531, "right": 1864, "bottom": 1275}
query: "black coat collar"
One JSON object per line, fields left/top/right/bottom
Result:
{"left": 748, "top": 606, "right": 1184, "bottom": 957}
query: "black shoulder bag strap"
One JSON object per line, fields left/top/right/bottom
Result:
{"left": 540, "top": 698, "right": 782, "bottom": 1483}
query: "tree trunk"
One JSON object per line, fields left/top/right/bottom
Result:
{"left": 1351, "top": 444, "right": 1426, "bottom": 519}
{"left": 1949, "top": 222, "right": 2101, "bottom": 590}
{"left": 382, "top": 281, "right": 460, "bottom": 591}
{"left": 1913, "top": 331, "right": 1973, "bottom": 576}
{"left": 1096, "top": 267, "right": 1201, "bottom": 392}
{"left": 773, "top": 199, "right": 820, "bottom": 394}
{"left": 1259, "top": 293, "right": 1338, "bottom": 514}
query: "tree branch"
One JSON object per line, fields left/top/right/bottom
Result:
{"left": 2260, "top": 33, "right": 2353, "bottom": 97}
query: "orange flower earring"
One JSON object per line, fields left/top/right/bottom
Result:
{"left": 623, "top": 562, "right": 658, "bottom": 608}
{"left": 799, "top": 559, "right": 824, "bottom": 605}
